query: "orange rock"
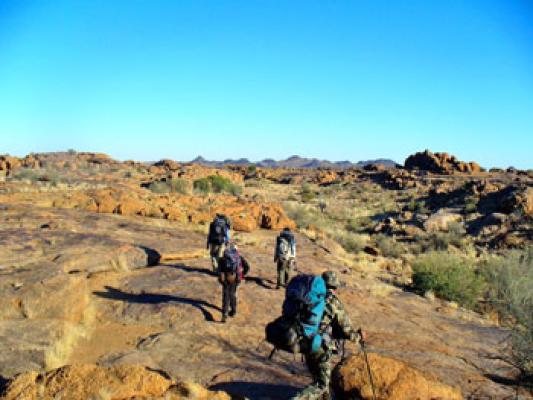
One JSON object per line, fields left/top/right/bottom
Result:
{"left": 333, "top": 353, "right": 463, "bottom": 400}
{"left": 1, "top": 364, "right": 231, "bottom": 400}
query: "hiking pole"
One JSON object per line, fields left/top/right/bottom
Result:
{"left": 358, "top": 330, "right": 377, "bottom": 400}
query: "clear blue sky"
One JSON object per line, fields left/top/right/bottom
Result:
{"left": 0, "top": 1, "right": 531, "bottom": 168}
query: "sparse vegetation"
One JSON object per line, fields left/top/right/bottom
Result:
{"left": 193, "top": 175, "right": 242, "bottom": 195}
{"left": 482, "top": 247, "right": 533, "bottom": 381}
{"left": 147, "top": 178, "right": 190, "bottom": 194}
{"left": 422, "top": 222, "right": 466, "bottom": 251}
{"left": 335, "top": 231, "right": 367, "bottom": 253}
{"left": 412, "top": 252, "right": 484, "bottom": 308}
{"left": 300, "top": 182, "right": 316, "bottom": 202}
{"left": 375, "top": 234, "right": 404, "bottom": 257}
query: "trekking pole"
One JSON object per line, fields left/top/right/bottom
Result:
{"left": 358, "top": 330, "right": 377, "bottom": 400}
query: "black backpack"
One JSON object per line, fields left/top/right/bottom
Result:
{"left": 209, "top": 217, "right": 227, "bottom": 245}
{"left": 280, "top": 230, "right": 295, "bottom": 246}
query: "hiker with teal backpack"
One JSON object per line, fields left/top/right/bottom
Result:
{"left": 266, "top": 271, "right": 365, "bottom": 400}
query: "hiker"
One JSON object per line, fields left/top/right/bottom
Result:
{"left": 217, "top": 242, "right": 249, "bottom": 323}
{"left": 265, "top": 271, "right": 365, "bottom": 400}
{"left": 207, "top": 213, "right": 231, "bottom": 272}
{"left": 274, "top": 227, "right": 296, "bottom": 289}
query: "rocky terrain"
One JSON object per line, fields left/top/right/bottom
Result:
{"left": 0, "top": 150, "right": 531, "bottom": 399}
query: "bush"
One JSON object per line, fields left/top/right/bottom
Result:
{"left": 193, "top": 178, "right": 211, "bottom": 193}
{"left": 168, "top": 178, "right": 190, "bottom": 194}
{"left": 422, "top": 222, "right": 466, "bottom": 251}
{"left": 412, "top": 252, "right": 484, "bottom": 308}
{"left": 335, "top": 231, "right": 367, "bottom": 254}
{"left": 284, "top": 203, "right": 326, "bottom": 230}
{"left": 147, "top": 178, "right": 190, "bottom": 194}
{"left": 375, "top": 234, "right": 404, "bottom": 258}
{"left": 483, "top": 247, "right": 533, "bottom": 381}
{"left": 193, "top": 175, "right": 242, "bottom": 195}
{"left": 10, "top": 168, "right": 39, "bottom": 182}
{"left": 346, "top": 216, "right": 374, "bottom": 233}
{"left": 464, "top": 198, "right": 478, "bottom": 213}
{"left": 300, "top": 182, "right": 316, "bottom": 202}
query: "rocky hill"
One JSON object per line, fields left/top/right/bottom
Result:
{"left": 188, "top": 155, "right": 398, "bottom": 169}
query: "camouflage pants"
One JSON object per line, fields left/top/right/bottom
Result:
{"left": 292, "top": 349, "right": 332, "bottom": 400}
{"left": 209, "top": 243, "right": 225, "bottom": 271}
{"left": 277, "top": 259, "right": 293, "bottom": 288}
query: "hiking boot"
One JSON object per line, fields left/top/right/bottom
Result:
{"left": 221, "top": 314, "right": 227, "bottom": 323}
{"left": 229, "top": 310, "right": 236, "bottom": 317}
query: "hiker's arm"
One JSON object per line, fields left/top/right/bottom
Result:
{"left": 333, "top": 298, "right": 357, "bottom": 340}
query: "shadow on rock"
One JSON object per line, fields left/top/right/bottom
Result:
{"left": 138, "top": 246, "right": 162, "bottom": 266}
{"left": 0, "top": 375, "right": 8, "bottom": 395}
{"left": 244, "top": 275, "right": 274, "bottom": 289}
{"left": 209, "top": 381, "right": 300, "bottom": 399}
{"left": 93, "top": 286, "right": 221, "bottom": 322}
{"left": 166, "top": 263, "right": 217, "bottom": 277}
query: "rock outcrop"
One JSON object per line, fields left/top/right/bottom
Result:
{"left": 333, "top": 353, "right": 463, "bottom": 400}
{"left": 0, "top": 188, "right": 295, "bottom": 232}
{"left": 1, "top": 364, "right": 231, "bottom": 400}
{"left": 405, "top": 150, "right": 483, "bottom": 175}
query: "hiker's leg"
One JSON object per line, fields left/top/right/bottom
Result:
{"left": 276, "top": 261, "right": 283, "bottom": 288}
{"left": 210, "top": 244, "right": 218, "bottom": 271}
{"left": 293, "top": 351, "right": 330, "bottom": 400}
{"left": 221, "top": 281, "right": 230, "bottom": 317}
{"left": 284, "top": 260, "right": 291, "bottom": 285}
{"left": 215, "top": 244, "right": 225, "bottom": 271}
{"left": 229, "top": 281, "right": 238, "bottom": 315}
{"left": 315, "top": 351, "right": 332, "bottom": 390}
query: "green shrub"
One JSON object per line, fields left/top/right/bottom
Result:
{"left": 300, "top": 182, "right": 316, "bottom": 202}
{"left": 10, "top": 168, "right": 39, "bottom": 182}
{"left": 192, "top": 175, "right": 242, "bottom": 195}
{"left": 464, "top": 198, "right": 478, "bottom": 213}
{"left": 412, "top": 252, "right": 484, "bottom": 308}
{"left": 246, "top": 165, "right": 257, "bottom": 175}
{"left": 193, "top": 177, "right": 211, "bottom": 193}
{"left": 483, "top": 247, "right": 533, "bottom": 381}
{"left": 375, "top": 234, "right": 404, "bottom": 258}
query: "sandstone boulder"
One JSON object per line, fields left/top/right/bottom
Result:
{"left": 333, "top": 353, "right": 463, "bottom": 400}
{"left": 405, "top": 150, "right": 483, "bottom": 175}
{"left": 423, "top": 211, "right": 462, "bottom": 232}
{"left": 1, "top": 364, "right": 231, "bottom": 400}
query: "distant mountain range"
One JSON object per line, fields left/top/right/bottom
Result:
{"left": 189, "top": 155, "right": 398, "bottom": 169}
